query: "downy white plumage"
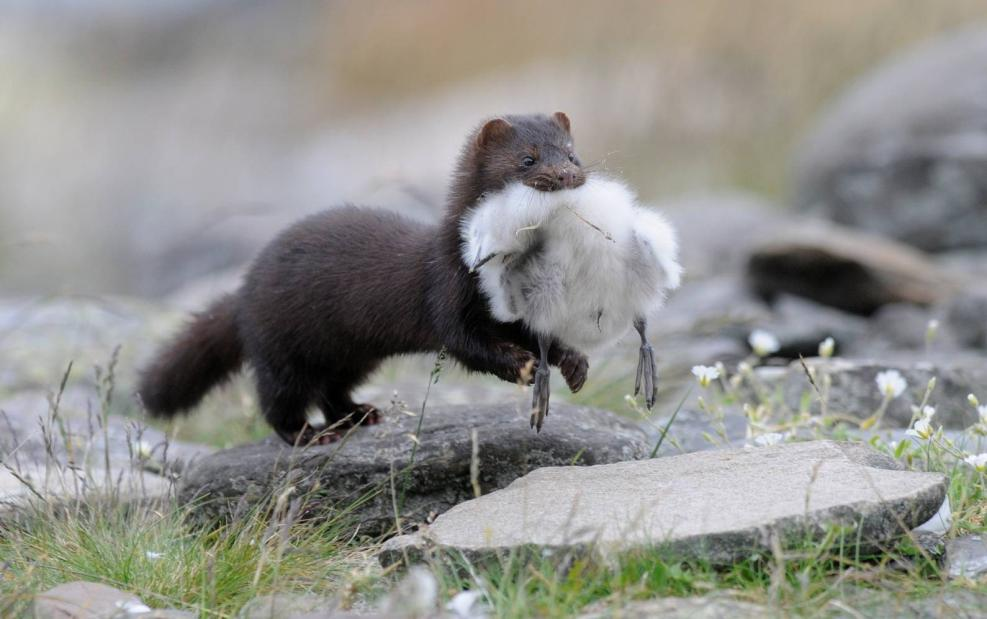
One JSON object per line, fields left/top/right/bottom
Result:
{"left": 460, "top": 176, "right": 682, "bottom": 429}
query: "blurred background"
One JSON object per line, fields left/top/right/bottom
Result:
{"left": 2, "top": 0, "right": 985, "bottom": 296}
{"left": 2, "top": 1, "right": 987, "bottom": 445}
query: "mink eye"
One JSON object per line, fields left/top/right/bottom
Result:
{"left": 521, "top": 156, "right": 536, "bottom": 167}
{"left": 567, "top": 152, "right": 576, "bottom": 163}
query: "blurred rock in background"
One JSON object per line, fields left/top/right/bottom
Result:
{"left": 795, "top": 27, "right": 987, "bottom": 253}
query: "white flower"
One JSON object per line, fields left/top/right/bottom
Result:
{"left": 919, "top": 405, "right": 936, "bottom": 420}
{"left": 145, "top": 551, "right": 163, "bottom": 560}
{"left": 875, "top": 370, "right": 907, "bottom": 399}
{"left": 115, "top": 600, "right": 151, "bottom": 615}
{"left": 818, "top": 337, "right": 835, "bottom": 358}
{"left": 963, "top": 453, "right": 987, "bottom": 473}
{"left": 446, "top": 590, "right": 488, "bottom": 619}
{"left": 748, "top": 330, "right": 780, "bottom": 357}
{"left": 753, "top": 432, "right": 784, "bottom": 447}
{"left": 979, "top": 405, "right": 987, "bottom": 424}
{"left": 691, "top": 365, "right": 720, "bottom": 388}
{"left": 969, "top": 394, "right": 981, "bottom": 408}
{"left": 905, "top": 417, "right": 934, "bottom": 441}
{"left": 133, "top": 440, "right": 153, "bottom": 461}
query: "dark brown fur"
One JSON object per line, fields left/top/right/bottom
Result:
{"left": 138, "top": 113, "right": 588, "bottom": 444}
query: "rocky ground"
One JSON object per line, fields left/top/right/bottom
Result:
{"left": 4, "top": 25, "right": 987, "bottom": 619}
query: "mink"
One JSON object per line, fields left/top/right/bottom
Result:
{"left": 138, "top": 112, "right": 590, "bottom": 444}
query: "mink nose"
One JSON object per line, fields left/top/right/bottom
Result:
{"left": 557, "top": 166, "right": 579, "bottom": 188}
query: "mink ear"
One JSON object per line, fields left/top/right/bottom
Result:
{"left": 476, "top": 118, "right": 513, "bottom": 149}
{"left": 552, "top": 111, "right": 571, "bottom": 133}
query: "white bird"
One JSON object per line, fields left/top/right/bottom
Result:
{"left": 460, "top": 176, "right": 682, "bottom": 429}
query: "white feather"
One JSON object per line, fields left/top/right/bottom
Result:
{"left": 461, "top": 176, "right": 682, "bottom": 350}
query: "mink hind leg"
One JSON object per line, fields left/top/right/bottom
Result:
{"left": 315, "top": 359, "right": 383, "bottom": 432}
{"left": 254, "top": 361, "right": 319, "bottom": 445}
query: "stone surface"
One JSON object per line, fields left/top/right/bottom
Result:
{"left": 237, "top": 593, "right": 341, "bottom": 619}
{"left": 773, "top": 356, "right": 987, "bottom": 428}
{"left": 180, "top": 404, "right": 651, "bottom": 535}
{"left": 661, "top": 193, "right": 795, "bottom": 279}
{"left": 380, "top": 441, "right": 946, "bottom": 566}
{"left": 578, "top": 595, "right": 773, "bottom": 619}
{"left": 943, "top": 288, "right": 987, "bottom": 349}
{"left": 794, "top": 27, "right": 987, "bottom": 252}
{"left": 31, "top": 581, "right": 194, "bottom": 619}
{"left": 746, "top": 220, "right": 962, "bottom": 315}
{"left": 946, "top": 534, "right": 987, "bottom": 579}
{"left": 829, "top": 587, "right": 987, "bottom": 619}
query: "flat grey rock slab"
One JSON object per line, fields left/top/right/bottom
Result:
{"left": 381, "top": 441, "right": 945, "bottom": 566}
{"left": 32, "top": 580, "right": 194, "bottom": 618}
{"left": 946, "top": 534, "right": 987, "bottom": 579}
{"left": 770, "top": 356, "right": 987, "bottom": 428}
{"left": 578, "top": 595, "right": 774, "bottom": 619}
{"left": 180, "top": 404, "right": 651, "bottom": 536}
{"left": 828, "top": 587, "right": 987, "bottom": 619}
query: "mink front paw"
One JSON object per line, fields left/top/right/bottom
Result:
{"left": 558, "top": 349, "right": 589, "bottom": 393}
{"left": 492, "top": 344, "right": 538, "bottom": 386}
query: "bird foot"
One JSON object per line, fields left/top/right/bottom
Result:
{"left": 530, "top": 364, "right": 551, "bottom": 431}
{"left": 634, "top": 342, "right": 659, "bottom": 409}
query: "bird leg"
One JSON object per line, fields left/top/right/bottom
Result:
{"left": 633, "top": 317, "right": 658, "bottom": 409}
{"left": 530, "top": 334, "right": 552, "bottom": 431}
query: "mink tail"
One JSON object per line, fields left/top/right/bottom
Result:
{"left": 137, "top": 293, "right": 244, "bottom": 418}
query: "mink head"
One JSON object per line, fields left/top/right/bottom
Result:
{"left": 470, "top": 112, "right": 586, "bottom": 194}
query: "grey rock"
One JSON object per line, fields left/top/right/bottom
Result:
{"left": 179, "top": 404, "right": 651, "bottom": 535}
{"left": 237, "top": 593, "right": 340, "bottom": 619}
{"left": 794, "top": 28, "right": 987, "bottom": 252}
{"left": 32, "top": 581, "right": 172, "bottom": 619}
{"left": 943, "top": 289, "right": 987, "bottom": 349}
{"left": 746, "top": 220, "right": 962, "bottom": 315}
{"left": 774, "top": 356, "right": 987, "bottom": 428}
{"left": 578, "top": 594, "right": 774, "bottom": 619}
{"left": 661, "top": 193, "right": 795, "bottom": 280}
{"left": 946, "top": 534, "right": 987, "bottom": 579}
{"left": 647, "top": 408, "right": 747, "bottom": 457}
{"left": 747, "top": 294, "right": 869, "bottom": 359}
{"left": 864, "top": 304, "right": 959, "bottom": 354}
{"left": 380, "top": 441, "right": 945, "bottom": 566}
{"left": 828, "top": 587, "right": 987, "bottom": 619}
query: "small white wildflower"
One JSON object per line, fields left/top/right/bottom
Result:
{"left": 753, "top": 432, "right": 784, "bottom": 447}
{"left": 978, "top": 405, "right": 987, "bottom": 423}
{"left": 115, "top": 600, "right": 151, "bottom": 615}
{"left": 969, "top": 394, "right": 981, "bottom": 408}
{"left": 145, "top": 551, "right": 163, "bottom": 560}
{"left": 691, "top": 365, "right": 720, "bottom": 388}
{"left": 737, "top": 361, "right": 753, "bottom": 375}
{"left": 133, "top": 440, "right": 152, "bottom": 461}
{"left": 875, "top": 370, "right": 907, "bottom": 399}
{"left": 920, "top": 405, "right": 936, "bottom": 420}
{"left": 905, "top": 417, "right": 934, "bottom": 441}
{"left": 963, "top": 453, "right": 987, "bottom": 473}
{"left": 446, "top": 590, "right": 488, "bottom": 619}
{"left": 748, "top": 329, "right": 780, "bottom": 357}
{"left": 818, "top": 336, "right": 835, "bottom": 359}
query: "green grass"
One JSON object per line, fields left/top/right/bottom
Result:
{"left": 0, "top": 490, "right": 380, "bottom": 617}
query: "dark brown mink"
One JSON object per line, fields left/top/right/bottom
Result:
{"left": 138, "top": 112, "right": 590, "bottom": 445}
